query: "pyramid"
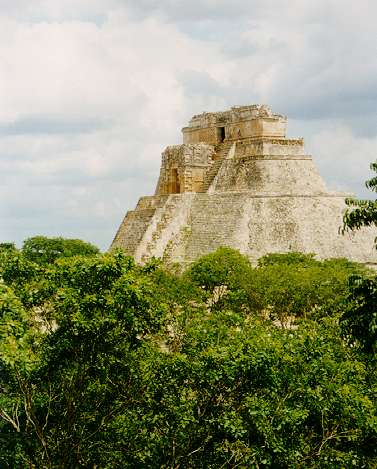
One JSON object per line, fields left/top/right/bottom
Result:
{"left": 111, "top": 105, "right": 377, "bottom": 267}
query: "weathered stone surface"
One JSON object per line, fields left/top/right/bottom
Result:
{"left": 155, "top": 144, "right": 215, "bottom": 194}
{"left": 111, "top": 105, "right": 377, "bottom": 267}
{"left": 182, "top": 105, "right": 287, "bottom": 144}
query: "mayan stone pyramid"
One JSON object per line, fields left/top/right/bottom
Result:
{"left": 111, "top": 105, "right": 377, "bottom": 267}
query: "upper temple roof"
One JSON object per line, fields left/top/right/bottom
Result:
{"left": 184, "top": 105, "right": 286, "bottom": 129}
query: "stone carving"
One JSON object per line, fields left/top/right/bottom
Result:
{"left": 111, "top": 105, "right": 377, "bottom": 267}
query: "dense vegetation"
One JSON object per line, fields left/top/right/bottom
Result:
{"left": 0, "top": 236, "right": 376, "bottom": 468}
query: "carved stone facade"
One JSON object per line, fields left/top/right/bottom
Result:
{"left": 155, "top": 144, "right": 215, "bottom": 194}
{"left": 111, "top": 105, "right": 377, "bottom": 267}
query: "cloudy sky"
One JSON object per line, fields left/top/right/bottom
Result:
{"left": 1, "top": 0, "right": 376, "bottom": 250}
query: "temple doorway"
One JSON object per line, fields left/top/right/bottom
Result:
{"left": 171, "top": 168, "right": 180, "bottom": 193}
{"left": 217, "top": 127, "right": 226, "bottom": 143}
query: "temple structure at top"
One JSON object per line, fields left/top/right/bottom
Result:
{"left": 182, "top": 105, "right": 286, "bottom": 144}
{"left": 154, "top": 105, "right": 303, "bottom": 196}
{"left": 111, "top": 105, "right": 377, "bottom": 267}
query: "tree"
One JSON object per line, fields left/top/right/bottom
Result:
{"left": 0, "top": 251, "right": 170, "bottom": 468}
{"left": 185, "top": 247, "right": 252, "bottom": 312}
{"left": 186, "top": 247, "right": 251, "bottom": 293}
{"left": 240, "top": 254, "right": 364, "bottom": 325}
{"left": 258, "top": 251, "right": 317, "bottom": 267}
{"left": 0, "top": 243, "right": 16, "bottom": 252}
{"left": 22, "top": 236, "right": 100, "bottom": 264}
{"left": 340, "top": 162, "right": 377, "bottom": 356}
{"left": 343, "top": 160, "right": 377, "bottom": 248}
{"left": 0, "top": 245, "right": 40, "bottom": 288}
{"left": 340, "top": 276, "right": 377, "bottom": 355}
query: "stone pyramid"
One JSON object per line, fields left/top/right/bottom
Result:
{"left": 111, "top": 105, "right": 377, "bottom": 267}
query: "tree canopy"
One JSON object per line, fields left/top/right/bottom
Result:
{"left": 1, "top": 238, "right": 376, "bottom": 468}
{"left": 21, "top": 235, "right": 100, "bottom": 264}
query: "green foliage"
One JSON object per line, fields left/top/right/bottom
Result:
{"left": 258, "top": 251, "right": 318, "bottom": 267}
{"left": 248, "top": 256, "right": 364, "bottom": 323}
{"left": 22, "top": 235, "right": 100, "bottom": 264}
{"left": 340, "top": 163, "right": 377, "bottom": 357}
{"left": 0, "top": 283, "right": 36, "bottom": 368}
{"left": 0, "top": 243, "right": 376, "bottom": 467}
{"left": 102, "top": 318, "right": 377, "bottom": 468}
{"left": 343, "top": 160, "right": 377, "bottom": 248}
{"left": 0, "top": 242, "right": 16, "bottom": 252}
{"left": 0, "top": 246, "right": 40, "bottom": 288}
{"left": 341, "top": 275, "right": 377, "bottom": 354}
{"left": 186, "top": 248, "right": 363, "bottom": 323}
{"left": 0, "top": 250, "right": 170, "bottom": 468}
{"left": 185, "top": 247, "right": 252, "bottom": 312}
{"left": 186, "top": 247, "right": 251, "bottom": 292}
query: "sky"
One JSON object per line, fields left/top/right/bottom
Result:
{"left": 1, "top": 0, "right": 376, "bottom": 250}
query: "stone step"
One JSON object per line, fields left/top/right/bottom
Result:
{"left": 199, "top": 142, "right": 233, "bottom": 192}
{"left": 113, "top": 208, "right": 157, "bottom": 255}
{"left": 201, "top": 161, "right": 224, "bottom": 191}
{"left": 140, "top": 198, "right": 180, "bottom": 260}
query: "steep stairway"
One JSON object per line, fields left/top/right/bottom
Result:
{"left": 139, "top": 195, "right": 183, "bottom": 263}
{"left": 200, "top": 141, "right": 233, "bottom": 192}
{"left": 135, "top": 194, "right": 196, "bottom": 263}
{"left": 112, "top": 208, "right": 156, "bottom": 256}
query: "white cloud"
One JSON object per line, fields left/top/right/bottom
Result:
{"left": 306, "top": 124, "right": 377, "bottom": 196}
{"left": 0, "top": 8, "right": 228, "bottom": 248}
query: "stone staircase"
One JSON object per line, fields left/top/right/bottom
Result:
{"left": 111, "top": 208, "right": 157, "bottom": 255}
{"left": 140, "top": 198, "right": 178, "bottom": 263}
{"left": 200, "top": 141, "right": 233, "bottom": 192}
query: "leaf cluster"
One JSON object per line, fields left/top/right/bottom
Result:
{"left": 343, "top": 160, "right": 377, "bottom": 247}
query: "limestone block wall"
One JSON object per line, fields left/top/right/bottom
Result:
{"left": 136, "top": 195, "right": 170, "bottom": 210}
{"left": 182, "top": 127, "right": 218, "bottom": 145}
{"left": 237, "top": 195, "right": 377, "bottom": 264}
{"left": 161, "top": 193, "right": 377, "bottom": 267}
{"left": 182, "top": 118, "right": 287, "bottom": 144}
{"left": 181, "top": 193, "right": 246, "bottom": 264}
{"left": 184, "top": 105, "right": 284, "bottom": 130}
{"left": 235, "top": 139, "right": 305, "bottom": 158}
{"left": 112, "top": 190, "right": 377, "bottom": 267}
{"left": 212, "top": 158, "right": 330, "bottom": 195}
{"left": 112, "top": 208, "right": 157, "bottom": 256}
{"left": 226, "top": 117, "right": 287, "bottom": 140}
